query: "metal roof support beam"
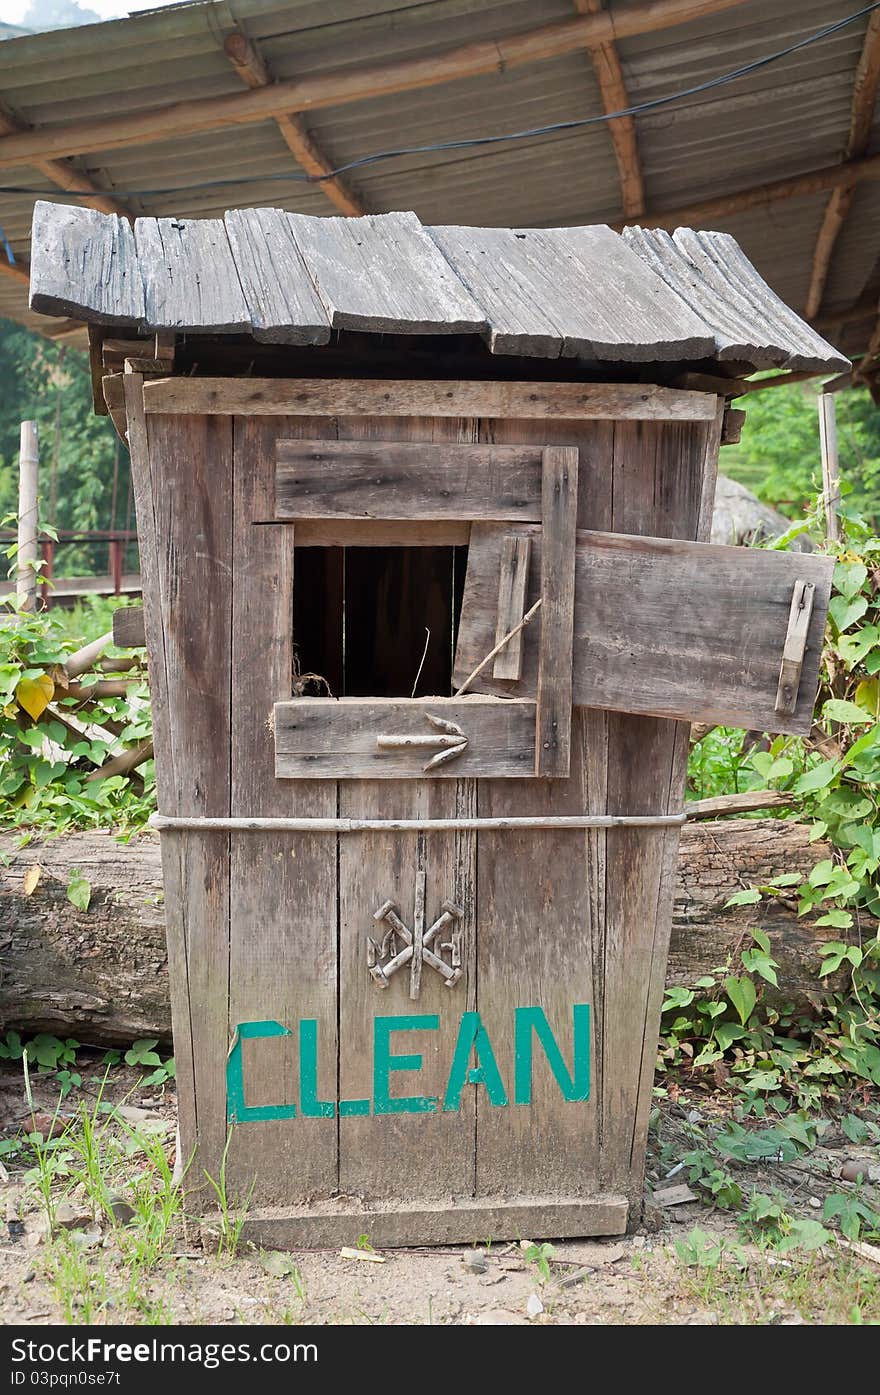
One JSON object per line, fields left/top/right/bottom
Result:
{"left": 575, "top": 0, "right": 645, "bottom": 219}
{"left": 805, "top": 11, "right": 880, "bottom": 321}
{"left": 0, "top": 0, "right": 750, "bottom": 170}
{"left": 0, "top": 106, "right": 129, "bottom": 219}
{"left": 223, "top": 31, "right": 364, "bottom": 219}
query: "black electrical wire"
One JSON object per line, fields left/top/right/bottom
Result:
{"left": 0, "top": 0, "right": 878, "bottom": 203}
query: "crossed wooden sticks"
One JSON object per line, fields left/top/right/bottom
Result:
{"left": 367, "top": 869, "right": 464, "bottom": 1000}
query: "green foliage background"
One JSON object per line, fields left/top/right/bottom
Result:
{"left": 724, "top": 378, "right": 880, "bottom": 527}
{"left": 0, "top": 320, "right": 131, "bottom": 573}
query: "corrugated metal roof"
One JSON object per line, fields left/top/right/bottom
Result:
{"left": 0, "top": 0, "right": 870, "bottom": 367}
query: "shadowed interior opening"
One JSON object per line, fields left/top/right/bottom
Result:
{"left": 293, "top": 545, "right": 468, "bottom": 698}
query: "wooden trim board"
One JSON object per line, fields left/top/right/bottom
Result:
{"left": 275, "top": 439, "right": 544, "bottom": 520}
{"left": 237, "top": 1194, "right": 628, "bottom": 1249}
{"left": 274, "top": 697, "right": 536, "bottom": 779}
{"left": 142, "top": 377, "right": 719, "bottom": 421}
{"left": 535, "top": 446, "right": 578, "bottom": 776}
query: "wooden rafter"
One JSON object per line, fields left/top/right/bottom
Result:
{"left": 618, "top": 152, "right": 880, "bottom": 232}
{"left": 575, "top": 0, "right": 645, "bottom": 218}
{"left": 815, "top": 292, "right": 877, "bottom": 332}
{"left": 854, "top": 302, "right": 880, "bottom": 383}
{"left": 0, "top": 0, "right": 749, "bottom": 170}
{"left": 805, "top": 12, "right": 880, "bottom": 321}
{"left": 0, "top": 250, "right": 29, "bottom": 287}
{"left": 223, "top": 31, "right": 364, "bottom": 218}
{"left": 0, "top": 106, "right": 129, "bottom": 219}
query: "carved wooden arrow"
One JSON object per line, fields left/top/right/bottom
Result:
{"left": 376, "top": 712, "right": 469, "bottom": 771}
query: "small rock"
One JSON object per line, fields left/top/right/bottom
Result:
{"left": 841, "top": 1159, "right": 880, "bottom": 1184}
{"left": 107, "top": 1195, "right": 136, "bottom": 1226}
{"left": 54, "top": 1201, "right": 94, "bottom": 1232}
{"left": 641, "top": 1201, "right": 664, "bottom": 1232}
{"left": 469, "top": 1308, "right": 525, "bottom": 1326}
{"left": 462, "top": 1248, "right": 489, "bottom": 1274}
{"left": 808, "top": 1196, "right": 822, "bottom": 1209}
{"left": 69, "top": 1227, "right": 102, "bottom": 1251}
{"left": 116, "top": 1105, "right": 152, "bottom": 1123}
{"left": 526, "top": 1292, "right": 544, "bottom": 1319}
{"left": 7, "top": 1220, "right": 24, "bottom": 1242}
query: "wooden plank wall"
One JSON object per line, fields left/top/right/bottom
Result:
{"left": 227, "top": 416, "right": 338, "bottom": 1205}
{"left": 124, "top": 383, "right": 232, "bottom": 1191}
{"left": 131, "top": 391, "right": 722, "bottom": 1224}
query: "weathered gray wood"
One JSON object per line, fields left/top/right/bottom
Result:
{"left": 125, "top": 382, "right": 233, "bottom": 1187}
{"left": 535, "top": 446, "right": 577, "bottom": 777}
{"left": 274, "top": 440, "right": 543, "bottom": 521}
{"left": 239, "top": 1195, "right": 629, "bottom": 1249}
{"left": 454, "top": 528, "right": 832, "bottom": 737}
{"left": 623, "top": 226, "right": 850, "bottom": 372}
{"left": 29, "top": 201, "right": 144, "bottom": 325}
{"left": 111, "top": 605, "right": 145, "bottom": 647}
{"left": 274, "top": 697, "right": 536, "bottom": 779}
{"left": 134, "top": 216, "right": 250, "bottom": 334}
{"left": 694, "top": 230, "right": 850, "bottom": 374}
{"left": 0, "top": 818, "right": 847, "bottom": 1045}
{"left": 427, "top": 223, "right": 714, "bottom": 361}
{"left": 288, "top": 210, "right": 486, "bottom": 335}
{"left": 29, "top": 203, "right": 849, "bottom": 376}
{"left": 493, "top": 536, "right": 531, "bottom": 680}
{"left": 688, "top": 789, "right": 793, "bottom": 819}
{"left": 819, "top": 393, "right": 842, "bottom": 542}
{"left": 223, "top": 208, "right": 331, "bottom": 346}
{"left": 142, "top": 377, "right": 719, "bottom": 421}
{"left": 775, "top": 580, "right": 816, "bottom": 716}
{"left": 335, "top": 412, "right": 478, "bottom": 1204}
{"left": 474, "top": 418, "right": 612, "bottom": 1201}
{"left": 227, "top": 415, "right": 338, "bottom": 1206}
{"left": 294, "top": 519, "right": 471, "bottom": 547}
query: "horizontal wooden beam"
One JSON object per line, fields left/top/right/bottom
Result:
{"left": 737, "top": 369, "right": 828, "bottom": 394}
{"left": 0, "top": 251, "right": 29, "bottom": 287}
{"left": 620, "top": 153, "right": 880, "bottom": 232}
{"left": 275, "top": 439, "right": 543, "bottom": 521}
{"left": 274, "top": 697, "right": 537, "bottom": 780}
{"left": 0, "top": 105, "right": 129, "bottom": 219}
{"left": 0, "top": 0, "right": 749, "bottom": 170}
{"left": 223, "top": 31, "right": 364, "bottom": 218}
{"left": 805, "top": 11, "right": 880, "bottom": 320}
{"left": 141, "top": 376, "right": 720, "bottom": 421}
{"left": 814, "top": 292, "right": 876, "bottom": 331}
{"left": 576, "top": 0, "right": 645, "bottom": 219}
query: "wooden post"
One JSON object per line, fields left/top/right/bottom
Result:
{"left": 39, "top": 539, "right": 53, "bottom": 609}
{"left": 109, "top": 538, "right": 123, "bottom": 596}
{"left": 818, "top": 393, "right": 841, "bottom": 542}
{"left": 16, "top": 421, "right": 39, "bottom": 611}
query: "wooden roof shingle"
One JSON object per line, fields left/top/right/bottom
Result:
{"left": 28, "top": 200, "right": 849, "bottom": 373}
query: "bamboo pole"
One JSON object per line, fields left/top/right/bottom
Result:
{"left": 818, "top": 393, "right": 841, "bottom": 542}
{"left": 0, "top": 0, "right": 749, "bottom": 171}
{"left": 16, "top": 421, "right": 39, "bottom": 611}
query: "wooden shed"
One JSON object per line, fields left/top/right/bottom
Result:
{"left": 30, "top": 202, "right": 842, "bottom": 1249}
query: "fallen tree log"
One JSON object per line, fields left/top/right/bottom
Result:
{"left": 0, "top": 820, "right": 853, "bottom": 1047}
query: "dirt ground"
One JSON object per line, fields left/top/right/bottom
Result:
{"left": 1, "top": 1060, "right": 878, "bottom": 1326}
